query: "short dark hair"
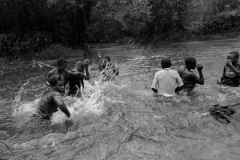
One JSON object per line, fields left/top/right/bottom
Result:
{"left": 229, "top": 51, "right": 239, "bottom": 58}
{"left": 48, "top": 75, "right": 62, "bottom": 86}
{"left": 104, "top": 56, "right": 110, "bottom": 62}
{"left": 161, "top": 58, "right": 171, "bottom": 68}
{"left": 185, "top": 57, "right": 196, "bottom": 65}
{"left": 57, "top": 57, "right": 68, "bottom": 66}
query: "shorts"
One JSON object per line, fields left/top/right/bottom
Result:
{"left": 30, "top": 113, "right": 51, "bottom": 129}
{"left": 221, "top": 77, "right": 239, "bottom": 87}
{"left": 67, "top": 85, "right": 82, "bottom": 97}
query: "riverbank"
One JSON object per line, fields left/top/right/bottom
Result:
{"left": 169, "top": 31, "right": 240, "bottom": 42}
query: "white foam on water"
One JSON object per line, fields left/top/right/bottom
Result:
{"left": 13, "top": 99, "right": 40, "bottom": 115}
{"left": 12, "top": 80, "right": 107, "bottom": 124}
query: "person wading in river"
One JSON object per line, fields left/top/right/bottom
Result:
{"left": 151, "top": 58, "right": 184, "bottom": 97}
{"left": 35, "top": 75, "right": 71, "bottom": 121}
{"left": 98, "top": 52, "right": 119, "bottom": 82}
{"left": 48, "top": 57, "right": 69, "bottom": 88}
{"left": 217, "top": 51, "right": 240, "bottom": 87}
{"left": 67, "top": 60, "right": 90, "bottom": 98}
{"left": 178, "top": 57, "right": 204, "bottom": 93}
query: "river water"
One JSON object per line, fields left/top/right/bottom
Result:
{"left": 1, "top": 39, "right": 240, "bottom": 160}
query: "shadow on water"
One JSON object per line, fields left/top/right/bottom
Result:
{"left": 1, "top": 41, "right": 240, "bottom": 159}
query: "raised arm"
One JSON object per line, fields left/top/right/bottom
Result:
{"left": 53, "top": 95, "right": 71, "bottom": 117}
{"left": 98, "top": 52, "right": 104, "bottom": 72}
{"left": 194, "top": 64, "right": 204, "bottom": 85}
{"left": 226, "top": 60, "right": 240, "bottom": 76}
{"left": 46, "top": 70, "right": 55, "bottom": 86}
{"left": 48, "top": 70, "right": 55, "bottom": 79}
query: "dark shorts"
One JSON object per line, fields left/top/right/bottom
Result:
{"left": 67, "top": 85, "right": 82, "bottom": 97}
{"left": 221, "top": 77, "right": 239, "bottom": 87}
{"left": 30, "top": 113, "right": 51, "bottom": 129}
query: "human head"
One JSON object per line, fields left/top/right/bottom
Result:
{"left": 161, "top": 58, "right": 171, "bottom": 69}
{"left": 103, "top": 56, "right": 110, "bottom": 64}
{"left": 57, "top": 57, "right": 68, "bottom": 71}
{"left": 48, "top": 75, "right": 65, "bottom": 93}
{"left": 227, "top": 51, "right": 239, "bottom": 65}
{"left": 74, "top": 61, "right": 85, "bottom": 72}
{"left": 185, "top": 57, "right": 197, "bottom": 69}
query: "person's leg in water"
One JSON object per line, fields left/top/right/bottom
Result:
{"left": 28, "top": 113, "right": 52, "bottom": 135}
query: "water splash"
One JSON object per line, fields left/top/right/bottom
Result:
{"left": 12, "top": 77, "right": 35, "bottom": 105}
{"left": 12, "top": 80, "right": 120, "bottom": 126}
{"left": 51, "top": 81, "right": 109, "bottom": 124}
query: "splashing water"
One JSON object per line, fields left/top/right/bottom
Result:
{"left": 12, "top": 77, "right": 35, "bottom": 105}
{"left": 4, "top": 42, "right": 240, "bottom": 159}
{"left": 12, "top": 79, "right": 125, "bottom": 126}
{"left": 51, "top": 81, "right": 107, "bottom": 124}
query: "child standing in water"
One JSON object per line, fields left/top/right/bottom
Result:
{"left": 98, "top": 52, "right": 119, "bottom": 82}
{"left": 48, "top": 57, "right": 69, "bottom": 87}
{"left": 35, "top": 75, "right": 71, "bottom": 120}
{"left": 67, "top": 60, "right": 90, "bottom": 97}
{"left": 218, "top": 51, "right": 240, "bottom": 87}
{"left": 151, "top": 58, "right": 184, "bottom": 97}
{"left": 178, "top": 57, "right": 204, "bottom": 93}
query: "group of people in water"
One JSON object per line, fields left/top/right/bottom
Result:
{"left": 151, "top": 51, "right": 240, "bottom": 97}
{"left": 34, "top": 50, "right": 240, "bottom": 125}
{"left": 33, "top": 52, "right": 119, "bottom": 122}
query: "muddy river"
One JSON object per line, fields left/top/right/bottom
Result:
{"left": 1, "top": 39, "right": 240, "bottom": 160}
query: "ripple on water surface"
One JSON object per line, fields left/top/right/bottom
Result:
{"left": 2, "top": 43, "right": 240, "bottom": 159}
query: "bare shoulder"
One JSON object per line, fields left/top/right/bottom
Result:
{"left": 183, "top": 71, "right": 197, "bottom": 80}
{"left": 52, "top": 90, "right": 61, "bottom": 97}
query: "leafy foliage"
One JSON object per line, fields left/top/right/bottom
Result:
{"left": 0, "top": 0, "right": 95, "bottom": 59}
{"left": 1, "top": 0, "right": 240, "bottom": 59}
{"left": 202, "top": 0, "right": 240, "bottom": 34}
{"left": 87, "top": 0, "right": 151, "bottom": 42}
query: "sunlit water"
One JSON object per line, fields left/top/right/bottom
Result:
{"left": 1, "top": 40, "right": 240, "bottom": 159}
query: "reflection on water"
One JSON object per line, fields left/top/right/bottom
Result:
{"left": 1, "top": 41, "right": 240, "bottom": 159}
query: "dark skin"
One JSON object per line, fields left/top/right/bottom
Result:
{"left": 48, "top": 62, "right": 90, "bottom": 88}
{"left": 151, "top": 63, "right": 184, "bottom": 93}
{"left": 98, "top": 52, "right": 119, "bottom": 76}
{"left": 51, "top": 80, "right": 71, "bottom": 118}
{"left": 48, "top": 62, "right": 69, "bottom": 87}
{"left": 81, "top": 60, "right": 90, "bottom": 80}
{"left": 178, "top": 63, "right": 204, "bottom": 85}
{"left": 224, "top": 54, "right": 240, "bottom": 77}
{"left": 48, "top": 62, "right": 68, "bottom": 78}
{"left": 73, "top": 64, "right": 90, "bottom": 80}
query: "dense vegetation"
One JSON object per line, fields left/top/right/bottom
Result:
{"left": 0, "top": 0, "right": 240, "bottom": 59}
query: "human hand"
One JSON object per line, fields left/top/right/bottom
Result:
{"left": 97, "top": 51, "right": 101, "bottom": 59}
{"left": 83, "top": 59, "right": 90, "bottom": 67}
{"left": 226, "top": 60, "right": 233, "bottom": 67}
{"left": 196, "top": 64, "right": 203, "bottom": 71}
